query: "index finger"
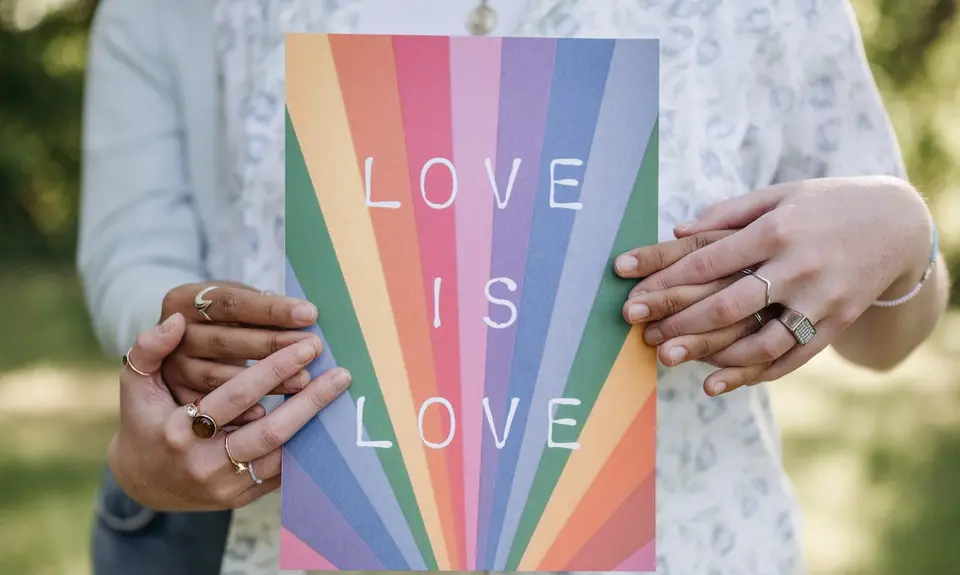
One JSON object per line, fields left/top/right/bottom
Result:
{"left": 634, "top": 220, "right": 773, "bottom": 293}
{"left": 614, "top": 230, "right": 734, "bottom": 279}
{"left": 194, "top": 337, "right": 322, "bottom": 431}
{"left": 195, "top": 286, "right": 317, "bottom": 328}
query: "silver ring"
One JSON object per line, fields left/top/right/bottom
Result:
{"left": 194, "top": 286, "right": 217, "bottom": 322}
{"left": 778, "top": 307, "right": 817, "bottom": 345}
{"left": 752, "top": 312, "right": 764, "bottom": 327}
{"left": 744, "top": 271, "right": 772, "bottom": 307}
{"left": 248, "top": 461, "right": 264, "bottom": 485}
{"left": 122, "top": 348, "right": 153, "bottom": 376}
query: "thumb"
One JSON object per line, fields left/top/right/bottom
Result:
{"left": 123, "top": 313, "right": 186, "bottom": 380}
{"left": 673, "top": 183, "right": 791, "bottom": 237}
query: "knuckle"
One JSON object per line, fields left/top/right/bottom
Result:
{"left": 259, "top": 425, "right": 284, "bottom": 451}
{"left": 268, "top": 333, "right": 284, "bottom": 355}
{"left": 133, "top": 330, "right": 153, "bottom": 354}
{"left": 764, "top": 214, "right": 793, "bottom": 248}
{"left": 265, "top": 300, "right": 284, "bottom": 324}
{"left": 654, "top": 246, "right": 668, "bottom": 271}
{"left": 163, "top": 420, "right": 190, "bottom": 453}
{"left": 226, "top": 387, "right": 253, "bottom": 412}
{"left": 308, "top": 385, "right": 333, "bottom": 412}
{"left": 209, "top": 332, "right": 231, "bottom": 355}
{"left": 271, "top": 361, "right": 292, "bottom": 382}
{"left": 710, "top": 294, "right": 742, "bottom": 325}
{"left": 692, "top": 232, "right": 713, "bottom": 251}
{"left": 202, "top": 369, "right": 226, "bottom": 392}
{"left": 792, "top": 251, "right": 822, "bottom": 282}
{"left": 659, "top": 291, "right": 686, "bottom": 317}
{"left": 217, "top": 291, "right": 241, "bottom": 318}
{"left": 691, "top": 254, "right": 715, "bottom": 279}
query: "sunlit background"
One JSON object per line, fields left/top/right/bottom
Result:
{"left": 1, "top": 0, "right": 959, "bottom": 573}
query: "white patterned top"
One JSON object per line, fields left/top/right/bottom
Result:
{"left": 211, "top": 1, "right": 904, "bottom": 574}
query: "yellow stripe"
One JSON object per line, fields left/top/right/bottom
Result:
{"left": 286, "top": 34, "right": 450, "bottom": 568}
{"left": 518, "top": 326, "right": 656, "bottom": 569}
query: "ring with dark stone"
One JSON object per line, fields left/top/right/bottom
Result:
{"left": 185, "top": 403, "right": 218, "bottom": 438}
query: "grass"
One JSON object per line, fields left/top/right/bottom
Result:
{"left": 1, "top": 266, "right": 959, "bottom": 574}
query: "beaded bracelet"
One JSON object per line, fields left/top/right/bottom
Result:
{"left": 871, "top": 220, "right": 939, "bottom": 308}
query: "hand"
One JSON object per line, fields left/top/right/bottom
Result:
{"left": 108, "top": 313, "right": 351, "bottom": 511}
{"left": 159, "top": 282, "right": 321, "bottom": 421}
{"left": 616, "top": 230, "right": 769, "bottom": 367}
{"left": 619, "top": 176, "right": 932, "bottom": 396}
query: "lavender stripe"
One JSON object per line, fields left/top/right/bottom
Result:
{"left": 475, "top": 37, "right": 557, "bottom": 564}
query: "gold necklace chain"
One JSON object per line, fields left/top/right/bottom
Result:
{"left": 467, "top": 0, "right": 497, "bottom": 35}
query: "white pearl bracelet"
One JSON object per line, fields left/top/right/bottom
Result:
{"left": 871, "top": 221, "right": 939, "bottom": 308}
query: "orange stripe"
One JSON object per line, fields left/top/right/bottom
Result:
{"left": 537, "top": 394, "right": 656, "bottom": 569}
{"left": 328, "top": 34, "right": 457, "bottom": 567}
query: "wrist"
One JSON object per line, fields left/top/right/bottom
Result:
{"left": 879, "top": 186, "right": 935, "bottom": 301}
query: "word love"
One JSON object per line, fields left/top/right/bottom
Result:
{"left": 355, "top": 396, "right": 583, "bottom": 451}
{"left": 364, "top": 156, "right": 586, "bottom": 211}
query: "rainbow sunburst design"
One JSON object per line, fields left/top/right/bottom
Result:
{"left": 281, "top": 33, "right": 659, "bottom": 572}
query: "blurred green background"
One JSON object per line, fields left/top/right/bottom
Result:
{"left": 1, "top": 1, "right": 959, "bottom": 574}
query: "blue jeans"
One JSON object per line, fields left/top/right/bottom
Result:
{"left": 91, "top": 466, "right": 231, "bottom": 575}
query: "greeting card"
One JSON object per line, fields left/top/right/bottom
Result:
{"left": 282, "top": 33, "right": 659, "bottom": 572}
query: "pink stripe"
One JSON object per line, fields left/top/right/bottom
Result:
{"left": 450, "top": 35, "right": 502, "bottom": 570}
{"left": 280, "top": 527, "right": 339, "bottom": 571}
{"left": 613, "top": 540, "right": 656, "bottom": 572}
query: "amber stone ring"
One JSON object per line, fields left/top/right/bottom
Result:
{"left": 185, "top": 403, "right": 218, "bottom": 439}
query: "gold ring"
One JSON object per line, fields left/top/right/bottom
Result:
{"left": 224, "top": 433, "right": 248, "bottom": 475}
{"left": 122, "top": 348, "right": 153, "bottom": 376}
{"left": 185, "top": 403, "right": 219, "bottom": 439}
{"left": 194, "top": 286, "right": 217, "bottom": 322}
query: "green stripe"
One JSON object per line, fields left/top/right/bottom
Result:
{"left": 505, "top": 121, "right": 659, "bottom": 569}
{"left": 285, "top": 110, "right": 438, "bottom": 569}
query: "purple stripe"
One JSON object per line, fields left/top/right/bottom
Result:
{"left": 475, "top": 37, "right": 557, "bottom": 564}
{"left": 281, "top": 454, "right": 384, "bottom": 569}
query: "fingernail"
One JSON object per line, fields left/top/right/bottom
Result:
{"left": 710, "top": 381, "right": 727, "bottom": 396}
{"left": 331, "top": 368, "right": 352, "bottom": 390}
{"left": 159, "top": 313, "right": 179, "bottom": 334}
{"left": 615, "top": 255, "right": 639, "bottom": 274}
{"left": 294, "top": 340, "right": 319, "bottom": 362}
{"left": 628, "top": 303, "right": 650, "bottom": 322}
{"left": 293, "top": 303, "right": 317, "bottom": 323}
{"left": 667, "top": 346, "right": 687, "bottom": 364}
{"left": 645, "top": 327, "right": 664, "bottom": 345}
{"left": 676, "top": 220, "right": 695, "bottom": 231}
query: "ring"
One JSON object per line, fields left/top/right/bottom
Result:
{"left": 122, "top": 348, "right": 153, "bottom": 376}
{"left": 744, "top": 271, "right": 772, "bottom": 307}
{"left": 752, "top": 312, "right": 764, "bottom": 327}
{"left": 224, "top": 433, "right": 248, "bottom": 475}
{"left": 194, "top": 286, "right": 217, "bottom": 322}
{"left": 248, "top": 461, "right": 264, "bottom": 485}
{"left": 185, "top": 403, "right": 219, "bottom": 438}
{"left": 778, "top": 307, "right": 817, "bottom": 345}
